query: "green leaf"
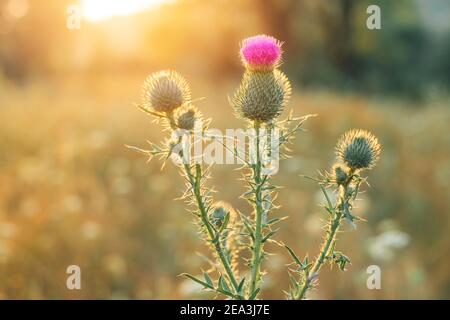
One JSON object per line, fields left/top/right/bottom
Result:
{"left": 343, "top": 202, "right": 357, "bottom": 229}
{"left": 242, "top": 189, "right": 256, "bottom": 198}
{"left": 218, "top": 212, "right": 230, "bottom": 233}
{"left": 181, "top": 273, "right": 213, "bottom": 289}
{"left": 237, "top": 278, "right": 246, "bottom": 294}
{"left": 332, "top": 251, "right": 351, "bottom": 271}
{"left": 284, "top": 245, "right": 302, "bottom": 266}
{"left": 265, "top": 216, "right": 288, "bottom": 227}
{"left": 217, "top": 276, "right": 234, "bottom": 297}
{"left": 324, "top": 206, "right": 334, "bottom": 216}
{"left": 320, "top": 185, "right": 333, "bottom": 209}
{"left": 211, "top": 232, "right": 220, "bottom": 245}
{"left": 218, "top": 276, "right": 230, "bottom": 292}
{"left": 287, "top": 272, "right": 299, "bottom": 287}
{"left": 242, "top": 219, "right": 255, "bottom": 240}
{"left": 262, "top": 229, "right": 278, "bottom": 243}
{"left": 262, "top": 185, "right": 277, "bottom": 191}
{"left": 203, "top": 272, "right": 214, "bottom": 288}
{"left": 260, "top": 175, "right": 269, "bottom": 186}
{"left": 249, "top": 288, "right": 260, "bottom": 300}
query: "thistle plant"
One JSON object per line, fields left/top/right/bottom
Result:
{"left": 131, "top": 69, "right": 244, "bottom": 299}
{"left": 285, "top": 129, "right": 381, "bottom": 300}
{"left": 129, "top": 35, "right": 381, "bottom": 300}
{"left": 229, "top": 35, "right": 314, "bottom": 299}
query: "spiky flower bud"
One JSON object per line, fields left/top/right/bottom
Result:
{"left": 175, "top": 105, "right": 199, "bottom": 131}
{"left": 233, "top": 35, "right": 290, "bottom": 123}
{"left": 141, "top": 70, "right": 191, "bottom": 113}
{"left": 209, "top": 202, "right": 233, "bottom": 229}
{"left": 208, "top": 202, "right": 241, "bottom": 272}
{"left": 240, "top": 35, "right": 282, "bottom": 71}
{"left": 231, "top": 69, "right": 291, "bottom": 122}
{"left": 335, "top": 129, "right": 381, "bottom": 170}
{"left": 332, "top": 163, "right": 349, "bottom": 185}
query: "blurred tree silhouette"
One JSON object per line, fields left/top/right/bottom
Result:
{"left": 0, "top": 0, "right": 75, "bottom": 80}
{"left": 0, "top": 0, "right": 449, "bottom": 97}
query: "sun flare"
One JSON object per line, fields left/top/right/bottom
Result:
{"left": 82, "top": 0, "right": 170, "bottom": 21}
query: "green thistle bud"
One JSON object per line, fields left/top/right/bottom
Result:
{"left": 208, "top": 202, "right": 241, "bottom": 271}
{"left": 175, "top": 105, "right": 199, "bottom": 131}
{"left": 141, "top": 70, "right": 191, "bottom": 113}
{"left": 231, "top": 69, "right": 291, "bottom": 123}
{"left": 209, "top": 202, "right": 233, "bottom": 229}
{"left": 332, "top": 163, "right": 349, "bottom": 185}
{"left": 335, "top": 129, "right": 381, "bottom": 170}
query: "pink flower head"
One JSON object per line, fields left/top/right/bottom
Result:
{"left": 240, "top": 35, "right": 282, "bottom": 70}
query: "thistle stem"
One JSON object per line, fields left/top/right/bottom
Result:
{"left": 249, "top": 123, "right": 264, "bottom": 299}
{"left": 296, "top": 209, "right": 342, "bottom": 300}
{"left": 295, "top": 174, "right": 354, "bottom": 300}
{"left": 183, "top": 163, "right": 241, "bottom": 297}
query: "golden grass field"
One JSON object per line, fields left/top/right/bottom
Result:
{"left": 1, "top": 72, "right": 449, "bottom": 299}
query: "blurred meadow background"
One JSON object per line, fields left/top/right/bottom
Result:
{"left": 0, "top": 0, "right": 449, "bottom": 299}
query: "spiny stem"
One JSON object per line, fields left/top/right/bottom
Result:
{"left": 296, "top": 210, "right": 342, "bottom": 300}
{"left": 183, "top": 163, "right": 241, "bottom": 297}
{"left": 249, "top": 123, "right": 264, "bottom": 299}
{"left": 295, "top": 171, "right": 354, "bottom": 300}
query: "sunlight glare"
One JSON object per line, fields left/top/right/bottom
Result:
{"left": 82, "top": 0, "right": 170, "bottom": 21}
